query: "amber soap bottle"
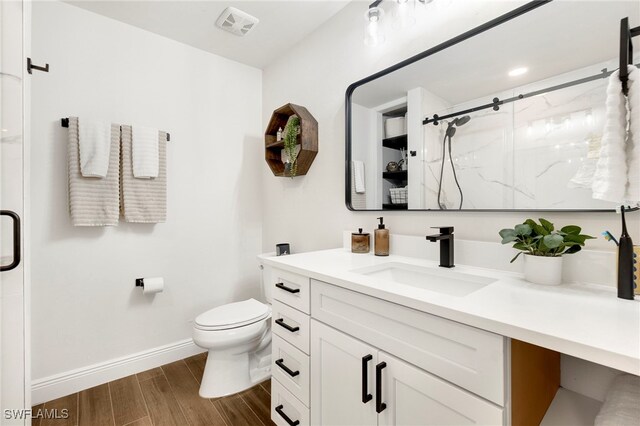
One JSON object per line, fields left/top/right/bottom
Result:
{"left": 374, "top": 217, "right": 389, "bottom": 256}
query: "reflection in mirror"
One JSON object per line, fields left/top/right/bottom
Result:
{"left": 348, "top": 1, "right": 640, "bottom": 211}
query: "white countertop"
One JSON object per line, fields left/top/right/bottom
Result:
{"left": 260, "top": 248, "right": 640, "bottom": 375}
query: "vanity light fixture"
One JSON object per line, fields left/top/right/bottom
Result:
{"left": 364, "top": 6, "right": 386, "bottom": 46}
{"left": 508, "top": 67, "right": 528, "bottom": 77}
{"left": 364, "top": 0, "right": 433, "bottom": 45}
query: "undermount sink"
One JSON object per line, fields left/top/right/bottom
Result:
{"left": 351, "top": 262, "right": 497, "bottom": 297}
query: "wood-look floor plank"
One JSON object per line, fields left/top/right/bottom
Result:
{"left": 31, "top": 404, "right": 44, "bottom": 426}
{"left": 79, "top": 384, "right": 114, "bottom": 426}
{"left": 161, "top": 360, "right": 226, "bottom": 426}
{"left": 39, "top": 393, "right": 78, "bottom": 426}
{"left": 183, "top": 352, "right": 207, "bottom": 384}
{"left": 123, "top": 416, "right": 152, "bottom": 426}
{"left": 213, "top": 394, "right": 263, "bottom": 426}
{"left": 109, "top": 375, "right": 148, "bottom": 425}
{"left": 240, "top": 385, "right": 273, "bottom": 426}
{"left": 139, "top": 374, "right": 188, "bottom": 426}
{"left": 136, "top": 367, "right": 164, "bottom": 383}
{"left": 259, "top": 379, "right": 271, "bottom": 395}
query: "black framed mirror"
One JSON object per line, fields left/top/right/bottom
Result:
{"left": 345, "top": 0, "right": 640, "bottom": 212}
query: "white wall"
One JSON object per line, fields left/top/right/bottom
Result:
{"left": 30, "top": 1, "right": 262, "bottom": 381}
{"left": 261, "top": 0, "right": 639, "bottom": 254}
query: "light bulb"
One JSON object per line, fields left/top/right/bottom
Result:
{"left": 364, "top": 7, "right": 385, "bottom": 46}
{"left": 394, "top": 0, "right": 415, "bottom": 29}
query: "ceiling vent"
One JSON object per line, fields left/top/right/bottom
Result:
{"left": 216, "top": 7, "right": 259, "bottom": 37}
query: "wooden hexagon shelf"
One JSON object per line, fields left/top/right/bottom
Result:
{"left": 265, "top": 103, "right": 318, "bottom": 177}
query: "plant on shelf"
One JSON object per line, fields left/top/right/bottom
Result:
{"left": 283, "top": 115, "right": 301, "bottom": 177}
{"left": 499, "top": 218, "right": 595, "bottom": 285}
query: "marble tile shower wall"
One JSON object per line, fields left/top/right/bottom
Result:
{"left": 425, "top": 59, "right": 618, "bottom": 210}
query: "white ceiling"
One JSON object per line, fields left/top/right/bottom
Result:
{"left": 353, "top": 1, "right": 640, "bottom": 108}
{"left": 65, "top": 0, "right": 352, "bottom": 69}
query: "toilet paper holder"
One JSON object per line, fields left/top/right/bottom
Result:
{"left": 135, "top": 278, "right": 145, "bottom": 288}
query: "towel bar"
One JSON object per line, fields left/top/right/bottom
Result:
{"left": 60, "top": 118, "right": 171, "bottom": 142}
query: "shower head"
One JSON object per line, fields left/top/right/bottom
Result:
{"left": 446, "top": 126, "right": 457, "bottom": 138}
{"left": 453, "top": 115, "right": 471, "bottom": 126}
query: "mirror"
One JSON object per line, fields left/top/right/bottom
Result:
{"left": 346, "top": 1, "right": 640, "bottom": 211}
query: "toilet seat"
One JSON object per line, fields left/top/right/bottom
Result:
{"left": 195, "top": 298, "right": 270, "bottom": 331}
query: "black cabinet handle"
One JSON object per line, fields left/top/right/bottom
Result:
{"left": 275, "top": 318, "right": 300, "bottom": 333}
{"left": 275, "top": 404, "right": 300, "bottom": 426}
{"left": 275, "top": 282, "right": 300, "bottom": 293}
{"left": 0, "top": 210, "right": 21, "bottom": 272}
{"left": 276, "top": 358, "right": 300, "bottom": 377}
{"left": 376, "top": 361, "right": 387, "bottom": 413}
{"left": 362, "top": 354, "right": 373, "bottom": 403}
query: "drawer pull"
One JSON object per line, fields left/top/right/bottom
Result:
{"left": 275, "top": 404, "right": 300, "bottom": 426}
{"left": 376, "top": 361, "right": 387, "bottom": 413}
{"left": 275, "top": 358, "right": 300, "bottom": 377}
{"left": 362, "top": 354, "right": 373, "bottom": 403}
{"left": 275, "top": 282, "right": 300, "bottom": 293}
{"left": 275, "top": 318, "right": 300, "bottom": 333}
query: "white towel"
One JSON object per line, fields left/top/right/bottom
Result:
{"left": 595, "top": 374, "right": 640, "bottom": 426}
{"left": 592, "top": 69, "right": 629, "bottom": 203}
{"left": 132, "top": 125, "right": 160, "bottom": 178}
{"left": 353, "top": 160, "right": 366, "bottom": 194}
{"left": 67, "top": 117, "right": 120, "bottom": 226}
{"left": 624, "top": 65, "right": 639, "bottom": 205}
{"left": 121, "top": 125, "right": 167, "bottom": 223}
{"left": 78, "top": 118, "right": 111, "bottom": 177}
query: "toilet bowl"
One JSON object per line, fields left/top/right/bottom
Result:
{"left": 192, "top": 298, "right": 272, "bottom": 398}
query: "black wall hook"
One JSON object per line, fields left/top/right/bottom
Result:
{"left": 27, "top": 58, "right": 49, "bottom": 74}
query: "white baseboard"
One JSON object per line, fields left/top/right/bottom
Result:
{"left": 32, "top": 339, "right": 205, "bottom": 405}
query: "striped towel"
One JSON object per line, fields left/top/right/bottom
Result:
{"left": 350, "top": 162, "right": 367, "bottom": 209}
{"left": 67, "top": 117, "right": 120, "bottom": 226}
{"left": 132, "top": 125, "right": 160, "bottom": 178}
{"left": 121, "top": 125, "right": 167, "bottom": 223}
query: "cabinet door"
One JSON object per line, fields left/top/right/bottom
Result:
{"left": 378, "top": 352, "right": 504, "bottom": 426}
{"left": 311, "top": 320, "right": 378, "bottom": 426}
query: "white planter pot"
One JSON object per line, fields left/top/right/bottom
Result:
{"left": 523, "top": 254, "right": 563, "bottom": 286}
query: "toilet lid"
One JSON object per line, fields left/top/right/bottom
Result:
{"left": 195, "top": 298, "right": 269, "bottom": 329}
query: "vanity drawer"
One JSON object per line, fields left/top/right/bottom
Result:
{"left": 272, "top": 268, "right": 310, "bottom": 314}
{"left": 272, "top": 335, "right": 310, "bottom": 406}
{"left": 272, "top": 378, "right": 310, "bottom": 426}
{"left": 310, "top": 280, "right": 506, "bottom": 406}
{"left": 272, "top": 300, "right": 310, "bottom": 355}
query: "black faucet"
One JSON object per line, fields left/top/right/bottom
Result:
{"left": 426, "top": 226, "right": 454, "bottom": 268}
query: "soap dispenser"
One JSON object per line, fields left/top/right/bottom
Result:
{"left": 374, "top": 217, "right": 389, "bottom": 256}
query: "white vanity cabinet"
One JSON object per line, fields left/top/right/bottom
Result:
{"left": 269, "top": 267, "right": 313, "bottom": 426}
{"left": 310, "top": 320, "right": 504, "bottom": 425}
{"left": 269, "top": 272, "right": 555, "bottom": 426}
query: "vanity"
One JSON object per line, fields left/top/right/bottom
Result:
{"left": 260, "top": 236, "right": 639, "bottom": 426}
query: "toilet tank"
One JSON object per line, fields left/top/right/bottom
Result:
{"left": 259, "top": 256, "right": 274, "bottom": 305}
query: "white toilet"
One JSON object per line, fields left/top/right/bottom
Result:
{"left": 192, "top": 264, "right": 273, "bottom": 398}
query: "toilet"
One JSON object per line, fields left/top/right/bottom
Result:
{"left": 192, "top": 263, "right": 273, "bottom": 398}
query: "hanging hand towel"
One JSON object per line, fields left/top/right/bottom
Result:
{"left": 624, "top": 65, "right": 639, "bottom": 205}
{"left": 78, "top": 118, "right": 111, "bottom": 177}
{"left": 353, "top": 160, "right": 366, "bottom": 194}
{"left": 67, "top": 117, "right": 120, "bottom": 226}
{"left": 121, "top": 125, "right": 167, "bottom": 223}
{"left": 132, "top": 125, "right": 160, "bottom": 178}
{"left": 592, "top": 69, "right": 629, "bottom": 203}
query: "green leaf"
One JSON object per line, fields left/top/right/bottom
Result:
{"left": 565, "top": 244, "right": 582, "bottom": 254}
{"left": 539, "top": 218, "right": 555, "bottom": 232}
{"left": 513, "top": 242, "right": 528, "bottom": 251}
{"left": 543, "top": 234, "right": 564, "bottom": 249}
{"left": 580, "top": 234, "right": 597, "bottom": 240}
{"left": 561, "top": 225, "right": 581, "bottom": 235}
{"left": 514, "top": 224, "right": 532, "bottom": 236}
{"left": 564, "top": 234, "right": 586, "bottom": 245}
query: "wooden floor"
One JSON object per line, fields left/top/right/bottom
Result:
{"left": 32, "top": 353, "right": 275, "bottom": 426}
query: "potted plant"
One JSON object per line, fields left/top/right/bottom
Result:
{"left": 499, "top": 218, "right": 595, "bottom": 285}
{"left": 283, "top": 115, "right": 301, "bottom": 177}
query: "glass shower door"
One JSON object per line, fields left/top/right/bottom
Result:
{"left": 0, "top": 0, "right": 28, "bottom": 423}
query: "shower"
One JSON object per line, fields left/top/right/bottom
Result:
{"left": 437, "top": 115, "right": 471, "bottom": 210}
